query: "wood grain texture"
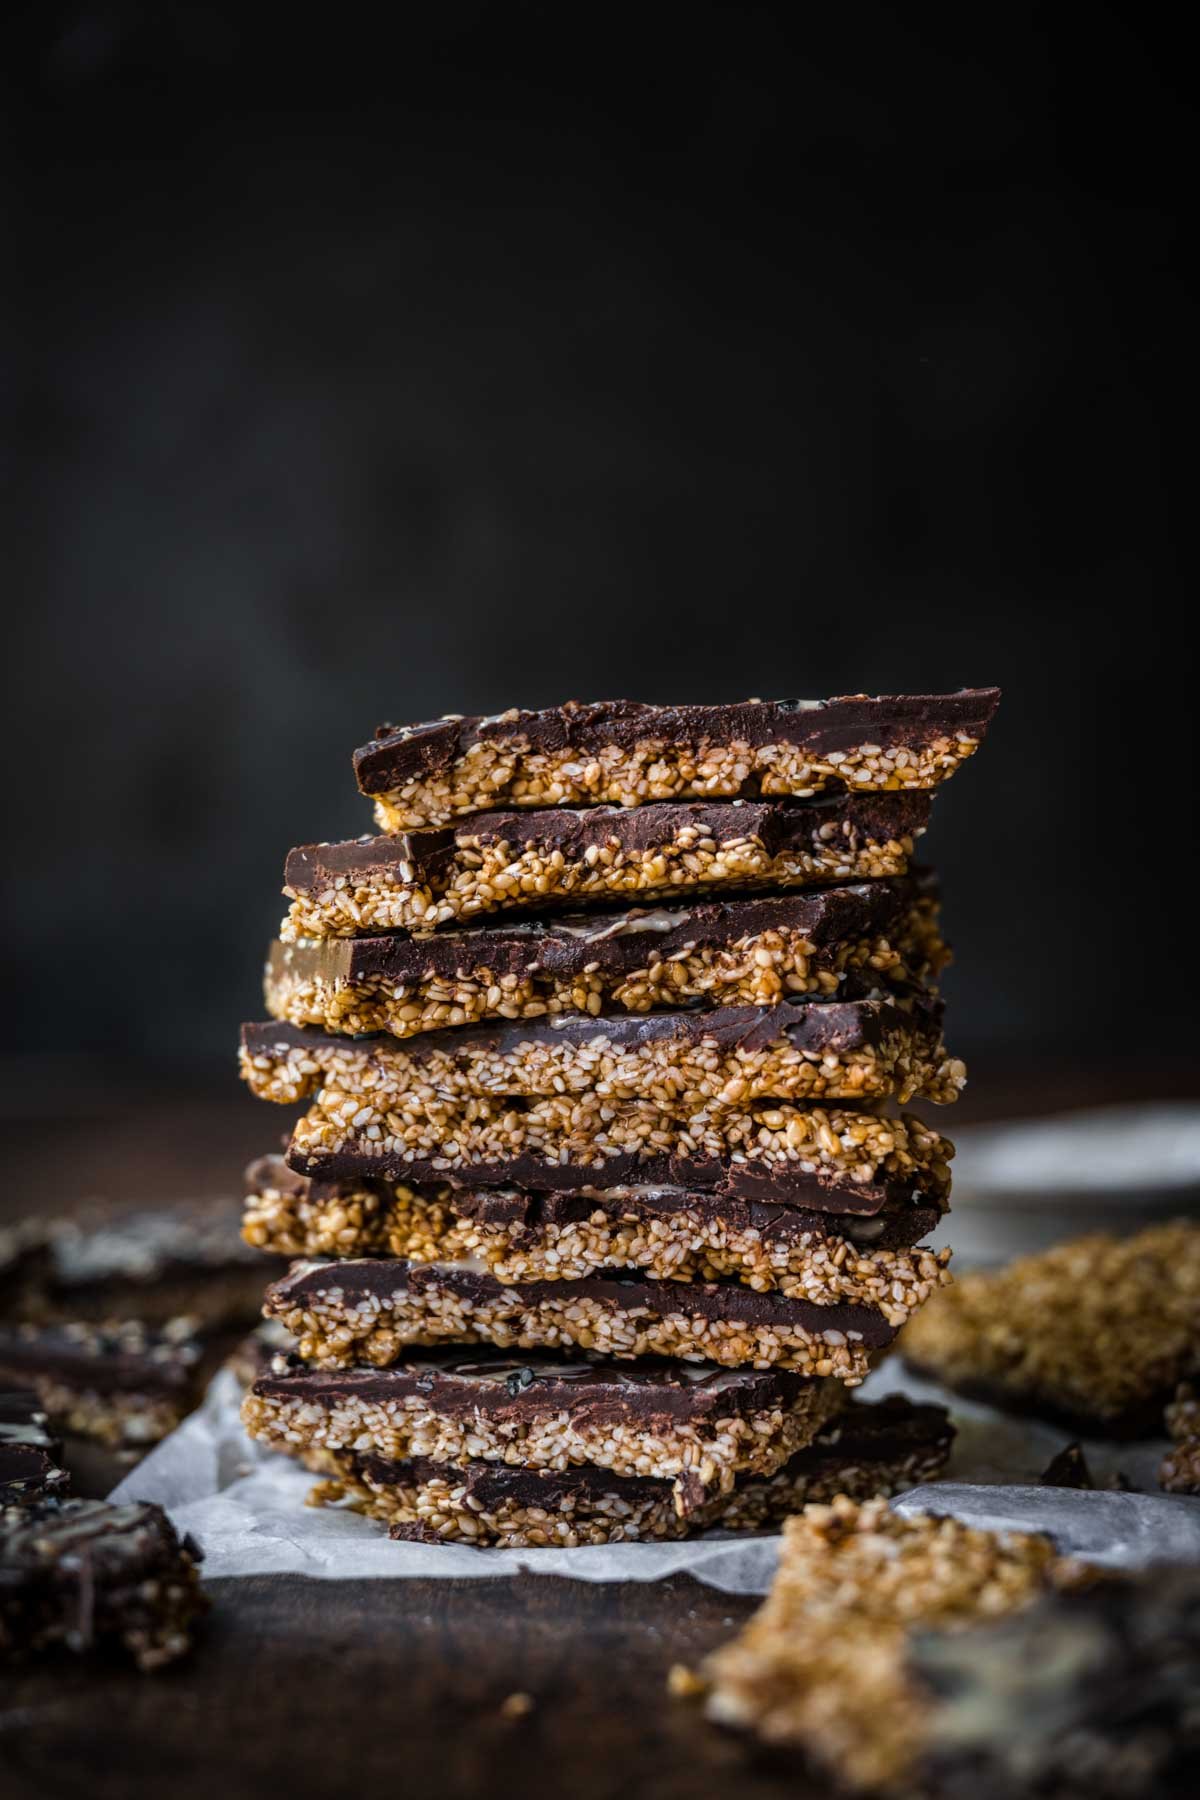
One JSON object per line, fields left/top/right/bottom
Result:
{"left": 0, "top": 1574, "right": 807, "bottom": 1800}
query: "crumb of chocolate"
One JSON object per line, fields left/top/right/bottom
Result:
{"left": 1039, "top": 1443, "right": 1095, "bottom": 1489}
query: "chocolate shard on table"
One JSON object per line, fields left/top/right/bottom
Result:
{"left": 284, "top": 1096, "right": 954, "bottom": 1217}
{"left": 310, "top": 1394, "right": 953, "bottom": 1545}
{"left": 39, "top": 1196, "right": 270, "bottom": 1331}
{"left": 242, "top": 1154, "right": 950, "bottom": 1318}
{"left": 0, "top": 1390, "right": 70, "bottom": 1506}
{"left": 684, "top": 1493, "right": 1090, "bottom": 1792}
{"left": 353, "top": 691, "right": 1001, "bottom": 830}
{"left": 0, "top": 1497, "right": 207, "bottom": 1669}
{"left": 280, "top": 791, "right": 931, "bottom": 940}
{"left": 241, "top": 1346, "right": 850, "bottom": 1511}
{"left": 913, "top": 1567, "right": 1200, "bottom": 1798}
{"left": 265, "top": 875, "right": 950, "bottom": 1041}
{"left": 262, "top": 1255, "right": 900, "bottom": 1379}
{"left": 0, "top": 1318, "right": 204, "bottom": 1452}
{"left": 241, "top": 993, "right": 963, "bottom": 1121}
{"left": 901, "top": 1219, "right": 1200, "bottom": 1437}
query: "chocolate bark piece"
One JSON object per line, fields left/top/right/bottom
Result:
{"left": 262, "top": 1254, "right": 899, "bottom": 1379}
{"left": 914, "top": 1569, "right": 1200, "bottom": 1797}
{"left": 242, "top": 1347, "right": 849, "bottom": 1509}
{"left": 264, "top": 875, "right": 949, "bottom": 1042}
{"left": 446, "top": 1183, "right": 944, "bottom": 1249}
{"left": 0, "top": 1319, "right": 204, "bottom": 1451}
{"left": 280, "top": 791, "right": 931, "bottom": 940}
{"left": 0, "top": 1497, "right": 207, "bottom": 1669}
{"left": 242, "top": 1151, "right": 948, "bottom": 1316}
{"left": 1038, "top": 1443, "right": 1096, "bottom": 1489}
{"left": 285, "top": 1102, "right": 952, "bottom": 1217}
{"left": 759, "top": 1394, "right": 954, "bottom": 1496}
{"left": 41, "top": 1197, "right": 268, "bottom": 1331}
{"left": 902, "top": 1220, "right": 1200, "bottom": 1438}
{"left": 353, "top": 691, "right": 1001, "bottom": 829}
{"left": 0, "top": 1390, "right": 69, "bottom": 1506}
{"left": 241, "top": 990, "right": 962, "bottom": 1114}
{"left": 311, "top": 1395, "right": 953, "bottom": 1544}
{"left": 688, "top": 1494, "right": 1083, "bottom": 1790}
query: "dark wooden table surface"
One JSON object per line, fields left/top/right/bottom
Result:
{"left": 3, "top": 1066, "right": 1197, "bottom": 1800}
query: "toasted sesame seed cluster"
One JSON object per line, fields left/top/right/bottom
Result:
{"left": 263, "top": 1267, "right": 885, "bottom": 1380}
{"left": 238, "top": 689, "right": 997, "bottom": 1556}
{"left": 240, "top": 1164, "right": 950, "bottom": 1319}
{"left": 239, "top": 1004, "right": 965, "bottom": 1112}
{"left": 280, "top": 811, "right": 922, "bottom": 940}
{"left": 455, "top": 1219, "right": 950, "bottom": 1318}
{"left": 680, "top": 1494, "right": 1092, "bottom": 1790}
{"left": 902, "top": 1219, "right": 1200, "bottom": 1435}
{"left": 355, "top": 695, "right": 999, "bottom": 829}
{"left": 286, "top": 1096, "right": 953, "bottom": 1192}
{"left": 369, "top": 735, "right": 976, "bottom": 832}
{"left": 264, "top": 896, "right": 948, "bottom": 1040}
{"left": 241, "top": 1360, "right": 849, "bottom": 1503}
{"left": 306, "top": 1400, "right": 954, "bottom": 1545}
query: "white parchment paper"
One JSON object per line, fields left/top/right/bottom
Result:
{"left": 108, "top": 1361, "right": 1198, "bottom": 1593}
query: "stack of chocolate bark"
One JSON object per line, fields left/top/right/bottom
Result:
{"left": 0, "top": 1198, "right": 271, "bottom": 1455}
{"left": 238, "top": 693, "right": 999, "bottom": 1545}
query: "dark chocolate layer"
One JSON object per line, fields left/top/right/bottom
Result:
{"left": 284, "top": 791, "right": 931, "bottom": 896}
{"left": 250, "top": 1345, "right": 829, "bottom": 1425}
{"left": 0, "top": 1322, "right": 203, "bottom": 1399}
{"left": 0, "top": 1389, "right": 69, "bottom": 1507}
{"left": 348, "top": 1394, "right": 952, "bottom": 1508}
{"left": 245, "top": 1153, "right": 942, "bottom": 1250}
{"left": 266, "top": 1257, "right": 899, "bottom": 1347}
{"left": 447, "top": 1183, "right": 944, "bottom": 1250}
{"left": 243, "top": 990, "right": 942, "bottom": 1073}
{"left": 269, "top": 875, "right": 937, "bottom": 988}
{"left": 353, "top": 694, "right": 1001, "bottom": 793}
{"left": 287, "top": 1137, "right": 932, "bottom": 1216}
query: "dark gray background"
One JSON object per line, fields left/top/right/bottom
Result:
{"left": 4, "top": 5, "right": 1192, "bottom": 1080}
